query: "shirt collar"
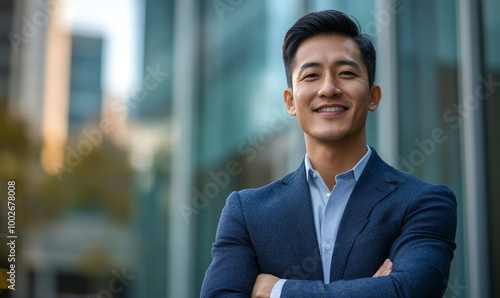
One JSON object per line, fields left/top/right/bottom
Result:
{"left": 304, "top": 146, "right": 372, "bottom": 182}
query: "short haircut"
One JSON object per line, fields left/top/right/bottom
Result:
{"left": 282, "top": 10, "right": 376, "bottom": 88}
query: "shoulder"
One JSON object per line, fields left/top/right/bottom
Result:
{"left": 233, "top": 169, "right": 297, "bottom": 202}
{"left": 369, "top": 147, "right": 455, "bottom": 197}
{"left": 364, "top": 149, "right": 456, "bottom": 213}
{"left": 392, "top": 166, "right": 456, "bottom": 203}
{"left": 226, "top": 162, "right": 305, "bottom": 210}
{"left": 365, "top": 153, "right": 457, "bottom": 236}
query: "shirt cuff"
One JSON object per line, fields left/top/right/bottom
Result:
{"left": 270, "top": 279, "right": 287, "bottom": 298}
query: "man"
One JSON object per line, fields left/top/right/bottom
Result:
{"left": 201, "top": 9, "right": 456, "bottom": 297}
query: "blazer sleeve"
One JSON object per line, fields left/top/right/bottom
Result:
{"left": 281, "top": 184, "right": 457, "bottom": 298}
{"left": 200, "top": 191, "right": 259, "bottom": 297}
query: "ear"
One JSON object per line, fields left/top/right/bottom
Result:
{"left": 368, "top": 85, "right": 382, "bottom": 112}
{"left": 284, "top": 88, "right": 296, "bottom": 116}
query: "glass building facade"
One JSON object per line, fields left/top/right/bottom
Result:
{"left": 0, "top": 0, "right": 498, "bottom": 297}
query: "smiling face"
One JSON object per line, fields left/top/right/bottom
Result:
{"left": 284, "top": 34, "right": 381, "bottom": 148}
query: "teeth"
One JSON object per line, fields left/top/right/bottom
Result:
{"left": 317, "top": 106, "right": 345, "bottom": 112}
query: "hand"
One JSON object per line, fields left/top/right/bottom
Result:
{"left": 373, "top": 258, "right": 393, "bottom": 277}
{"left": 251, "top": 259, "right": 391, "bottom": 297}
{"left": 251, "top": 273, "right": 280, "bottom": 298}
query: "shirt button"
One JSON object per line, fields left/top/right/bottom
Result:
{"left": 325, "top": 244, "right": 331, "bottom": 250}
{"left": 326, "top": 193, "right": 331, "bottom": 197}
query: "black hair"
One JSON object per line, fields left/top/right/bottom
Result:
{"left": 282, "top": 10, "right": 376, "bottom": 88}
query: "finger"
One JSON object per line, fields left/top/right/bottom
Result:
{"left": 251, "top": 274, "right": 263, "bottom": 298}
{"left": 380, "top": 259, "right": 393, "bottom": 275}
{"left": 373, "top": 259, "right": 393, "bottom": 277}
{"left": 373, "top": 259, "right": 389, "bottom": 277}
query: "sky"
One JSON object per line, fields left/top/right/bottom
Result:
{"left": 67, "top": 0, "right": 144, "bottom": 96}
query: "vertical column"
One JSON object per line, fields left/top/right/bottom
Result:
{"left": 8, "top": 0, "right": 52, "bottom": 135}
{"left": 375, "top": 0, "right": 398, "bottom": 166}
{"left": 458, "top": 0, "right": 490, "bottom": 297}
{"left": 168, "top": 0, "right": 198, "bottom": 297}
{"left": 40, "top": 0, "right": 72, "bottom": 174}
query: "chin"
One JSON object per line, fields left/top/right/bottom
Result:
{"left": 314, "top": 133, "right": 347, "bottom": 143}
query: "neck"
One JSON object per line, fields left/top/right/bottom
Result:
{"left": 305, "top": 135, "right": 367, "bottom": 190}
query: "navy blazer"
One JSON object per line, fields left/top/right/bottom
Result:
{"left": 201, "top": 148, "right": 457, "bottom": 297}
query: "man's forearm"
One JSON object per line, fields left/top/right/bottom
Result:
{"left": 252, "top": 259, "right": 393, "bottom": 298}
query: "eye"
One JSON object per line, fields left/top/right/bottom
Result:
{"left": 303, "top": 73, "right": 319, "bottom": 79}
{"left": 339, "top": 71, "right": 356, "bottom": 77}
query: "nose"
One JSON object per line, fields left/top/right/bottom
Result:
{"left": 318, "top": 75, "right": 341, "bottom": 98}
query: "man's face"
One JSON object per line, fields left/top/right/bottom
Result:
{"left": 284, "top": 34, "right": 381, "bottom": 146}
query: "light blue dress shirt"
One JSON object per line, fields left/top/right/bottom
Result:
{"left": 271, "top": 146, "right": 372, "bottom": 297}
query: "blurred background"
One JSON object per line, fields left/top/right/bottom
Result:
{"left": 0, "top": 0, "right": 498, "bottom": 297}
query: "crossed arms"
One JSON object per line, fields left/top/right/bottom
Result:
{"left": 201, "top": 184, "right": 457, "bottom": 297}
{"left": 252, "top": 259, "right": 394, "bottom": 297}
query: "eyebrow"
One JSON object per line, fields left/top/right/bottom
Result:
{"left": 298, "top": 59, "right": 362, "bottom": 72}
{"left": 299, "top": 62, "right": 322, "bottom": 71}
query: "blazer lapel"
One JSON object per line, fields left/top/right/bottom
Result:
{"left": 275, "top": 161, "right": 323, "bottom": 280}
{"left": 329, "top": 149, "right": 403, "bottom": 281}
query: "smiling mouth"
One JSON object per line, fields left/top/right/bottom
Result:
{"left": 316, "top": 106, "right": 347, "bottom": 113}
